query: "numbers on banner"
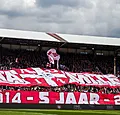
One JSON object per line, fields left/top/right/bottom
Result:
{"left": 12, "top": 93, "right": 21, "bottom": 103}
{"left": 0, "top": 93, "right": 3, "bottom": 103}
{"left": 114, "top": 95, "right": 120, "bottom": 105}
{"left": 39, "top": 92, "right": 49, "bottom": 103}
{"left": 5, "top": 92, "right": 21, "bottom": 103}
{"left": 5, "top": 92, "right": 10, "bottom": 103}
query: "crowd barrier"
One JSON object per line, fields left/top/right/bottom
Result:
{"left": 0, "top": 104, "right": 120, "bottom": 110}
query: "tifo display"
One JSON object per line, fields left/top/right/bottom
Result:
{"left": 0, "top": 67, "right": 119, "bottom": 87}
{"left": 0, "top": 67, "right": 120, "bottom": 105}
{"left": 0, "top": 47, "right": 120, "bottom": 106}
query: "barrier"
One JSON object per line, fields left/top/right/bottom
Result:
{"left": 0, "top": 104, "right": 120, "bottom": 110}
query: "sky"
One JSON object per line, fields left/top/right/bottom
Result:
{"left": 0, "top": 0, "right": 120, "bottom": 37}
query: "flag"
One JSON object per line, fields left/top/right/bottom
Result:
{"left": 48, "top": 55, "right": 54, "bottom": 64}
{"left": 47, "top": 49, "right": 60, "bottom": 64}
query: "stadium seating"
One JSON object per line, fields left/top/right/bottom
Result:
{"left": 0, "top": 47, "right": 114, "bottom": 74}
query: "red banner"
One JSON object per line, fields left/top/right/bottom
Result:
{"left": 0, "top": 67, "right": 120, "bottom": 87}
{"left": 0, "top": 91, "right": 120, "bottom": 105}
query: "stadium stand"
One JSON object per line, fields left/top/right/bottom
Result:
{"left": 0, "top": 28, "right": 120, "bottom": 95}
{"left": 0, "top": 47, "right": 114, "bottom": 74}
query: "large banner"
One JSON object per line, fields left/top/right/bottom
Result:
{"left": 0, "top": 67, "right": 120, "bottom": 87}
{"left": 0, "top": 91, "right": 120, "bottom": 105}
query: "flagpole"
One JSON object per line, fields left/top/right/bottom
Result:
{"left": 57, "top": 60, "right": 59, "bottom": 70}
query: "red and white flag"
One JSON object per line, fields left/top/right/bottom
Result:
{"left": 47, "top": 49, "right": 60, "bottom": 64}
{"left": 48, "top": 55, "right": 54, "bottom": 64}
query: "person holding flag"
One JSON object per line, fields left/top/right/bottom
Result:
{"left": 47, "top": 48, "right": 60, "bottom": 69}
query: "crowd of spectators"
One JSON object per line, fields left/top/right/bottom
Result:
{"left": 60, "top": 53, "right": 94, "bottom": 73}
{"left": 0, "top": 47, "right": 115, "bottom": 75}
{"left": 95, "top": 55, "right": 114, "bottom": 74}
{"left": 0, "top": 48, "right": 47, "bottom": 70}
{"left": 0, "top": 84, "right": 120, "bottom": 94}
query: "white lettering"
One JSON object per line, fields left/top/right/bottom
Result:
{"left": 5, "top": 71, "right": 24, "bottom": 83}
{"left": 5, "top": 92, "right": 10, "bottom": 103}
{"left": 114, "top": 95, "right": 120, "bottom": 105}
{"left": 56, "top": 92, "right": 64, "bottom": 104}
{"left": 90, "top": 93, "right": 99, "bottom": 104}
{"left": 65, "top": 93, "right": 77, "bottom": 104}
{"left": 12, "top": 93, "right": 21, "bottom": 103}
{"left": 20, "top": 69, "right": 36, "bottom": 74}
{"left": 0, "top": 93, "right": 3, "bottom": 103}
{"left": 78, "top": 93, "right": 89, "bottom": 104}
{"left": 33, "top": 68, "right": 57, "bottom": 86}
{"left": 0, "top": 71, "right": 7, "bottom": 81}
{"left": 39, "top": 92, "right": 49, "bottom": 104}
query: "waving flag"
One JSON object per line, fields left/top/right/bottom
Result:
{"left": 47, "top": 48, "right": 60, "bottom": 64}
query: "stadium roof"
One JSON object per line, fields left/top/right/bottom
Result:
{"left": 57, "top": 33, "right": 120, "bottom": 46}
{"left": 0, "top": 28, "right": 59, "bottom": 42}
{"left": 0, "top": 28, "right": 120, "bottom": 46}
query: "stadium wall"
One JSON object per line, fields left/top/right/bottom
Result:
{"left": 0, "top": 104, "right": 120, "bottom": 110}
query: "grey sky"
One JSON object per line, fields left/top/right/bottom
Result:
{"left": 0, "top": 0, "right": 120, "bottom": 37}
